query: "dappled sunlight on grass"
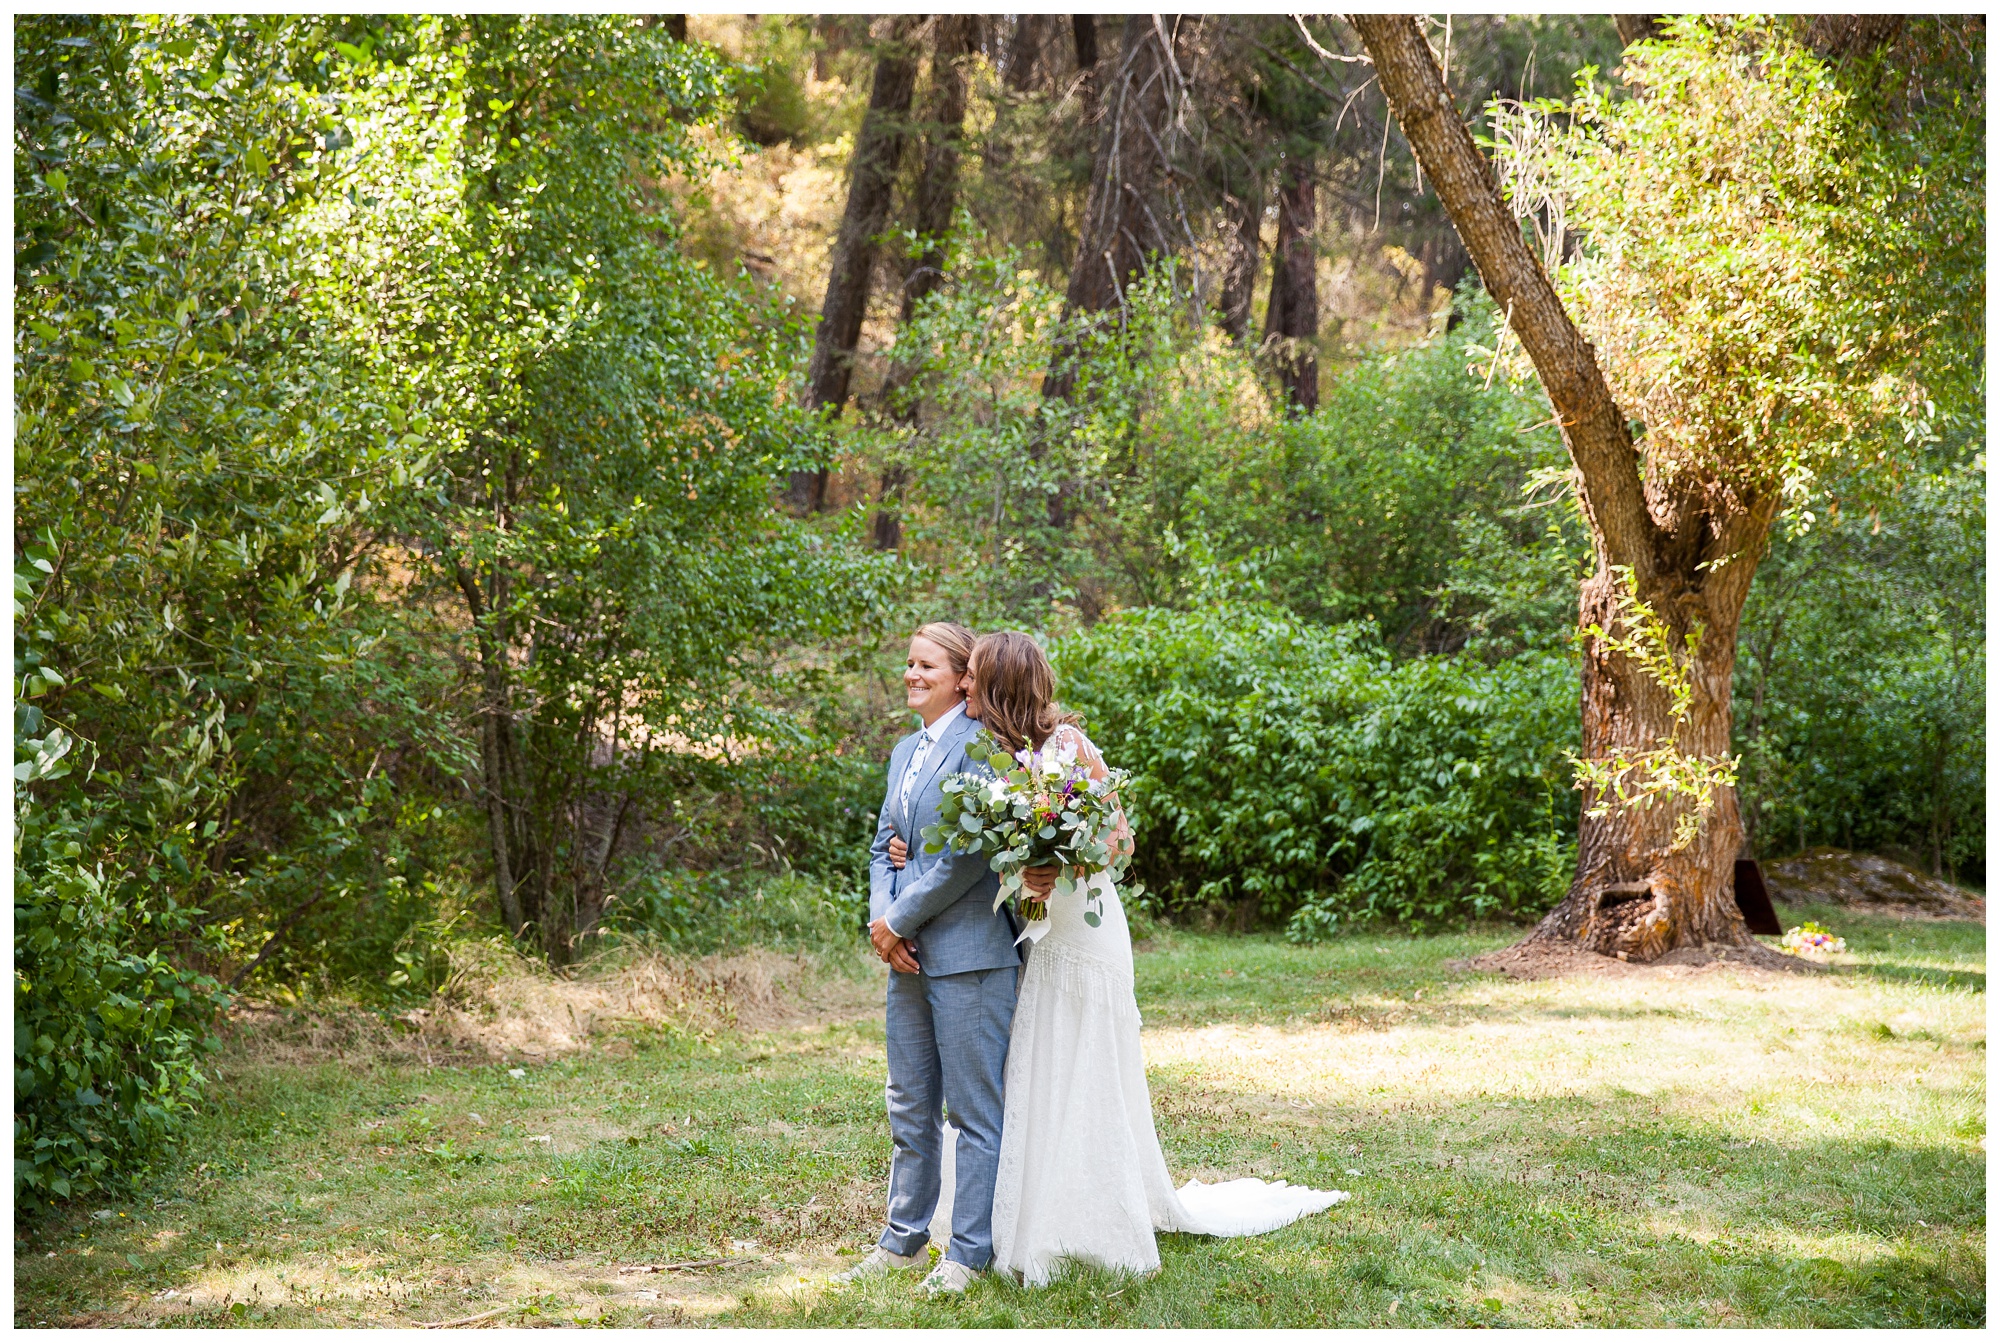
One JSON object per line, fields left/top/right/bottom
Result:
{"left": 14, "top": 910, "right": 1982, "bottom": 1328}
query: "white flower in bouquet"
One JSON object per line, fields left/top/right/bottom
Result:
{"left": 922, "top": 730, "right": 1130, "bottom": 933}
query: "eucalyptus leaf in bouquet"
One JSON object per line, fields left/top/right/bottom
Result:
{"left": 921, "top": 730, "right": 1130, "bottom": 930}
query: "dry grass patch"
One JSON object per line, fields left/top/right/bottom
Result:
{"left": 423, "top": 940, "right": 880, "bottom": 1060}
{"left": 223, "top": 940, "right": 883, "bottom": 1070}
{"left": 1141, "top": 952, "right": 1984, "bottom": 1147}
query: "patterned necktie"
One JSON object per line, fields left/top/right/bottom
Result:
{"left": 899, "top": 728, "right": 934, "bottom": 819}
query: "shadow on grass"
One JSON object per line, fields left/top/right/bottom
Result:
{"left": 17, "top": 921, "right": 1984, "bottom": 1330}
{"left": 1830, "top": 962, "right": 1986, "bottom": 992}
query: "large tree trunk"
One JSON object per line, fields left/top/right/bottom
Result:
{"left": 873, "top": 15, "right": 979, "bottom": 550}
{"left": 1070, "top": 15, "right": 1102, "bottom": 121}
{"left": 1006, "top": 13, "right": 1050, "bottom": 91}
{"left": 1043, "top": 14, "right": 1179, "bottom": 404}
{"left": 899, "top": 15, "right": 979, "bottom": 325}
{"left": 792, "top": 16, "right": 921, "bottom": 512}
{"left": 1352, "top": 14, "right": 1778, "bottom": 963}
{"left": 1613, "top": 16, "right": 1662, "bottom": 47}
{"left": 1035, "top": 15, "right": 1181, "bottom": 531}
{"left": 1217, "top": 168, "right": 1262, "bottom": 344}
{"left": 1262, "top": 159, "right": 1319, "bottom": 414}
{"left": 1071, "top": 14, "right": 1101, "bottom": 76}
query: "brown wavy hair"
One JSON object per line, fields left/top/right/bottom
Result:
{"left": 913, "top": 621, "right": 977, "bottom": 678}
{"left": 969, "top": 631, "right": 1079, "bottom": 755}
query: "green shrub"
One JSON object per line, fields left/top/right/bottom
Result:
{"left": 1736, "top": 463, "right": 1985, "bottom": 880}
{"left": 744, "top": 749, "right": 892, "bottom": 885}
{"left": 1054, "top": 604, "right": 1579, "bottom": 935}
{"left": 13, "top": 807, "right": 229, "bottom": 1212}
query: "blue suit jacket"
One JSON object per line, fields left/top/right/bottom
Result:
{"left": 869, "top": 710, "right": 1021, "bottom": 978}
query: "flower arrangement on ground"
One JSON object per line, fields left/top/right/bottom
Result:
{"left": 921, "top": 730, "right": 1130, "bottom": 930}
{"left": 1779, "top": 921, "right": 1847, "bottom": 959}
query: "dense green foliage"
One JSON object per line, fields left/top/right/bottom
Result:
{"left": 873, "top": 257, "right": 1585, "bottom": 646}
{"left": 1056, "top": 606, "right": 1578, "bottom": 936}
{"left": 1737, "top": 464, "right": 1985, "bottom": 879}
{"left": 12, "top": 14, "right": 885, "bottom": 1206}
{"left": 604, "top": 867, "right": 865, "bottom": 958}
{"left": 299, "top": 17, "right": 897, "bottom": 961}
{"left": 1503, "top": 16, "right": 1983, "bottom": 509}
{"left": 13, "top": 811, "right": 231, "bottom": 1212}
{"left": 14, "top": 14, "right": 454, "bottom": 1208}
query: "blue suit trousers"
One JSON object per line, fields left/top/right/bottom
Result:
{"left": 881, "top": 963, "right": 1016, "bottom": 1269}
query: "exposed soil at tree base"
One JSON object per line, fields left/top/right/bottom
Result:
{"left": 1465, "top": 938, "right": 1809, "bottom": 981}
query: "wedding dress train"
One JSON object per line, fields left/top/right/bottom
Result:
{"left": 983, "top": 727, "right": 1348, "bottom": 1287}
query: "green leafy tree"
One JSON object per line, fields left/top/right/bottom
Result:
{"left": 1354, "top": 14, "right": 1982, "bottom": 959}
{"left": 13, "top": 14, "right": 453, "bottom": 1208}
{"left": 308, "top": 16, "right": 897, "bottom": 962}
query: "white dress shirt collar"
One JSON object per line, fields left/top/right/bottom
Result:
{"left": 917, "top": 700, "right": 966, "bottom": 742}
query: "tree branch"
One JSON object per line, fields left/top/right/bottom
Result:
{"left": 1344, "top": 13, "right": 1660, "bottom": 583}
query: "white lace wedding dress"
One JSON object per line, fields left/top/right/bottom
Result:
{"left": 981, "top": 725, "right": 1349, "bottom": 1287}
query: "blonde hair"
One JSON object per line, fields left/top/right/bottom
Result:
{"left": 970, "top": 631, "right": 1079, "bottom": 755}
{"left": 913, "top": 621, "right": 977, "bottom": 677}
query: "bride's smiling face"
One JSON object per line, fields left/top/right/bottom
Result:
{"left": 904, "top": 635, "right": 967, "bottom": 726}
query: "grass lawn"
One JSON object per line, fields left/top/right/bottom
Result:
{"left": 14, "top": 903, "right": 1984, "bottom": 1328}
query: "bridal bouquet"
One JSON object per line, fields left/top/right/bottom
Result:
{"left": 921, "top": 730, "right": 1130, "bottom": 931}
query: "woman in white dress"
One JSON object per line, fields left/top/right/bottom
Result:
{"left": 959, "top": 632, "right": 1347, "bottom": 1286}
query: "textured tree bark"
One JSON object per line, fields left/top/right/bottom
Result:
{"left": 1798, "top": 14, "right": 1905, "bottom": 62}
{"left": 1217, "top": 170, "right": 1262, "bottom": 344}
{"left": 870, "top": 463, "right": 908, "bottom": 551}
{"left": 1006, "top": 13, "right": 1050, "bottom": 91}
{"left": 899, "top": 15, "right": 979, "bottom": 324}
{"left": 1613, "top": 15, "right": 1661, "bottom": 47}
{"left": 871, "top": 16, "right": 979, "bottom": 549}
{"left": 1070, "top": 15, "right": 1103, "bottom": 123}
{"left": 453, "top": 560, "right": 526, "bottom": 939}
{"left": 1071, "top": 15, "right": 1100, "bottom": 72}
{"left": 1036, "top": 15, "right": 1180, "bottom": 532}
{"left": 1043, "top": 14, "right": 1178, "bottom": 404}
{"left": 792, "top": 16, "right": 920, "bottom": 512}
{"left": 1262, "top": 159, "right": 1319, "bottom": 414}
{"left": 1352, "top": 13, "right": 1779, "bottom": 962}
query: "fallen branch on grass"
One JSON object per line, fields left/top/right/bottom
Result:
{"left": 417, "top": 1303, "right": 518, "bottom": 1329}
{"left": 617, "top": 1255, "right": 757, "bottom": 1274}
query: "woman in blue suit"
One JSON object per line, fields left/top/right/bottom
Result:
{"left": 838, "top": 622, "right": 1021, "bottom": 1295}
